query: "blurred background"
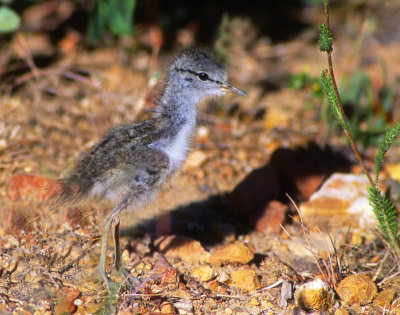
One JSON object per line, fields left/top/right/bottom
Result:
{"left": 1, "top": 0, "right": 400, "bottom": 313}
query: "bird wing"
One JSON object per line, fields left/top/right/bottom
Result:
{"left": 53, "top": 122, "right": 169, "bottom": 206}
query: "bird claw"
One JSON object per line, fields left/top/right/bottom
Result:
{"left": 119, "top": 267, "right": 162, "bottom": 293}
{"left": 119, "top": 267, "right": 141, "bottom": 289}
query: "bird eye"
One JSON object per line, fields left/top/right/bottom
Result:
{"left": 197, "top": 72, "right": 209, "bottom": 81}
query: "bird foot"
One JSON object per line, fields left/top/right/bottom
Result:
{"left": 119, "top": 267, "right": 141, "bottom": 289}
{"left": 119, "top": 267, "right": 161, "bottom": 293}
{"left": 99, "top": 264, "right": 161, "bottom": 294}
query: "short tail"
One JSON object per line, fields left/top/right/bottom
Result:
{"left": 47, "top": 178, "right": 82, "bottom": 207}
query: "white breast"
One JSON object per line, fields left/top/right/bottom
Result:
{"left": 166, "top": 122, "right": 193, "bottom": 170}
{"left": 149, "top": 119, "right": 195, "bottom": 172}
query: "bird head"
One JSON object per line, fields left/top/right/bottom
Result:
{"left": 169, "top": 49, "right": 247, "bottom": 99}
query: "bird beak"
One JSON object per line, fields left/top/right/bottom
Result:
{"left": 221, "top": 83, "right": 247, "bottom": 96}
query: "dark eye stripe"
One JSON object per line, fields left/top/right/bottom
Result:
{"left": 175, "top": 68, "right": 223, "bottom": 85}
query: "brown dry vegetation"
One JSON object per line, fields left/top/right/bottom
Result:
{"left": 1, "top": 1, "right": 400, "bottom": 314}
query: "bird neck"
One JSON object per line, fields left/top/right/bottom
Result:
{"left": 157, "top": 80, "right": 201, "bottom": 132}
{"left": 150, "top": 80, "right": 202, "bottom": 170}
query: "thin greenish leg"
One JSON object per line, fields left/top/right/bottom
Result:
{"left": 99, "top": 206, "right": 121, "bottom": 290}
{"left": 113, "top": 218, "right": 141, "bottom": 288}
{"left": 113, "top": 219, "right": 122, "bottom": 271}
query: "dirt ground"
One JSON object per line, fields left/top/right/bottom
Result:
{"left": 1, "top": 1, "right": 400, "bottom": 314}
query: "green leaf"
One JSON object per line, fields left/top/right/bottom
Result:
{"left": 374, "top": 122, "right": 400, "bottom": 183}
{"left": 368, "top": 186, "right": 399, "bottom": 248}
{"left": 318, "top": 23, "right": 333, "bottom": 52}
{"left": 88, "top": 0, "right": 136, "bottom": 43}
{"left": 108, "top": 0, "right": 135, "bottom": 36}
{"left": 0, "top": 6, "right": 21, "bottom": 33}
{"left": 88, "top": 0, "right": 106, "bottom": 44}
{"left": 320, "top": 70, "right": 347, "bottom": 130}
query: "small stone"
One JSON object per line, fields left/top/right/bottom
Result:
{"left": 295, "top": 278, "right": 334, "bottom": 310}
{"left": 155, "top": 235, "right": 210, "bottom": 264}
{"left": 336, "top": 274, "right": 377, "bottom": 306}
{"left": 300, "top": 173, "right": 379, "bottom": 231}
{"left": 160, "top": 268, "right": 178, "bottom": 286}
{"left": 217, "top": 271, "right": 230, "bottom": 283}
{"left": 160, "top": 301, "right": 174, "bottom": 314}
{"left": 250, "top": 298, "right": 260, "bottom": 306}
{"left": 231, "top": 269, "right": 261, "bottom": 292}
{"left": 174, "top": 301, "right": 193, "bottom": 314}
{"left": 73, "top": 299, "right": 83, "bottom": 306}
{"left": 208, "top": 280, "right": 219, "bottom": 292}
{"left": 54, "top": 287, "right": 80, "bottom": 314}
{"left": 373, "top": 289, "right": 396, "bottom": 308}
{"left": 255, "top": 200, "right": 289, "bottom": 234}
{"left": 334, "top": 309, "right": 349, "bottom": 315}
{"left": 76, "top": 299, "right": 103, "bottom": 314}
{"left": 280, "top": 279, "right": 293, "bottom": 308}
{"left": 184, "top": 150, "right": 207, "bottom": 169}
{"left": 224, "top": 308, "right": 233, "bottom": 314}
{"left": 191, "top": 265, "right": 214, "bottom": 282}
{"left": 207, "top": 242, "right": 254, "bottom": 265}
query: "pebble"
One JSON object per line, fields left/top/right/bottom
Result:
{"left": 336, "top": 274, "right": 377, "bottom": 306}
{"left": 207, "top": 242, "right": 254, "bottom": 265}
{"left": 174, "top": 301, "right": 194, "bottom": 314}
{"left": 217, "top": 271, "right": 230, "bottom": 283}
{"left": 300, "top": 173, "right": 379, "bottom": 231}
{"left": 295, "top": 278, "right": 334, "bottom": 310}
{"left": 250, "top": 298, "right": 260, "bottom": 306}
{"left": 155, "top": 235, "right": 210, "bottom": 264}
{"left": 160, "top": 301, "right": 174, "bottom": 314}
{"left": 373, "top": 288, "right": 396, "bottom": 308}
{"left": 191, "top": 265, "right": 215, "bottom": 282}
{"left": 54, "top": 287, "right": 80, "bottom": 315}
{"left": 255, "top": 200, "right": 289, "bottom": 233}
{"left": 231, "top": 269, "right": 261, "bottom": 292}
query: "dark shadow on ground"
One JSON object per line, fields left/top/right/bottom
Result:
{"left": 126, "top": 142, "right": 353, "bottom": 246}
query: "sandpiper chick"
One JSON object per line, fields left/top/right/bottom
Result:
{"left": 55, "top": 48, "right": 246, "bottom": 290}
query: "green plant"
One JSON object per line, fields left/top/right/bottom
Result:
{"left": 319, "top": 0, "right": 400, "bottom": 257}
{"left": 88, "top": 0, "right": 137, "bottom": 44}
{"left": 0, "top": 0, "right": 137, "bottom": 43}
{"left": 339, "top": 69, "right": 396, "bottom": 147}
{"left": 0, "top": 0, "right": 20, "bottom": 33}
{"left": 368, "top": 123, "right": 400, "bottom": 253}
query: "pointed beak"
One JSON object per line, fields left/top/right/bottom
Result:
{"left": 221, "top": 83, "right": 247, "bottom": 96}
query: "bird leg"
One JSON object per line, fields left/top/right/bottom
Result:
{"left": 99, "top": 201, "right": 140, "bottom": 292}
{"left": 113, "top": 218, "right": 141, "bottom": 288}
{"left": 113, "top": 219, "right": 122, "bottom": 272}
{"left": 99, "top": 205, "right": 122, "bottom": 290}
